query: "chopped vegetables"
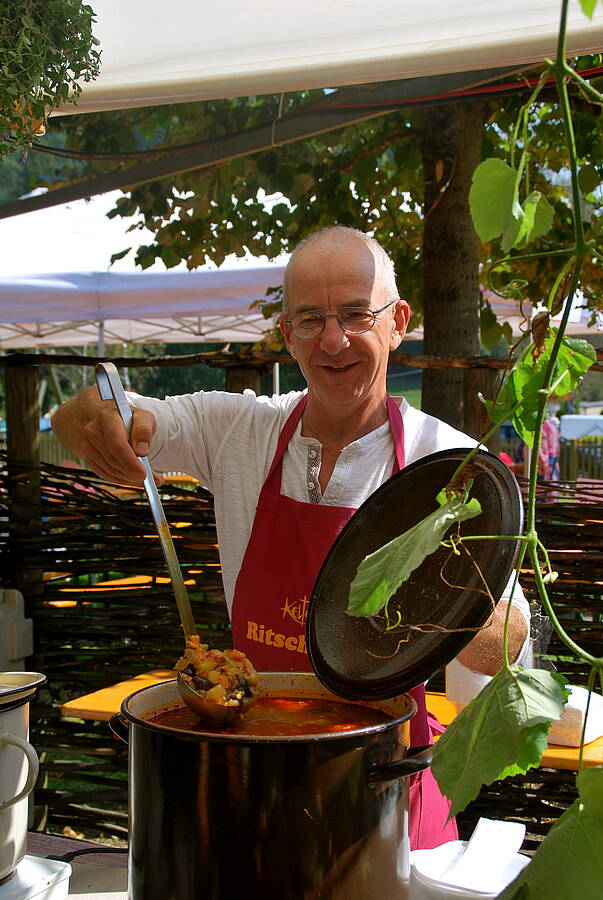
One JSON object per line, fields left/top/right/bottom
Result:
{"left": 175, "top": 636, "right": 259, "bottom": 708}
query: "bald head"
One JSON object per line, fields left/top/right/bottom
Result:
{"left": 282, "top": 227, "right": 399, "bottom": 315}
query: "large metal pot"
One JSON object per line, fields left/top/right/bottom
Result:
{"left": 111, "top": 673, "right": 432, "bottom": 900}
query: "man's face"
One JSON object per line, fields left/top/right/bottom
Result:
{"left": 280, "top": 238, "right": 410, "bottom": 411}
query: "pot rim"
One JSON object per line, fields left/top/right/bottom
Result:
{"left": 120, "top": 675, "right": 417, "bottom": 744}
{"left": 0, "top": 672, "right": 46, "bottom": 711}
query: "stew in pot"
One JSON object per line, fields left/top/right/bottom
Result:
{"left": 147, "top": 697, "right": 394, "bottom": 737}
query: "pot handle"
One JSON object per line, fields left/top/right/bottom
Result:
{"left": 109, "top": 713, "right": 130, "bottom": 744}
{"left": 0, "top": 730, "right": 40, "bottom": 812}
{"left": 368, "top": 744, "right": 433, "bottom": 785}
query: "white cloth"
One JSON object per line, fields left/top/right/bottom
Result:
{"left": 132, "top": 388, "right": 530, "bottom": 664}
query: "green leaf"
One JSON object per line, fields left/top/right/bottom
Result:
{"left": 469, "top": 158, "right": 517, "bottom": 243}
{"left": 579, "top": 0, "right": 598, "bottom": 18}
{"left": 498, "top": 775, "right": 603, "bottom": 899}
{"left": 470, "top": 160, "right": 553, "bottom": 252}
{"left": 577, "top": 766, "right": 603, "bottom": 826}
{"left": 480, "top": 303, "right": 503, "bottom": 349}
{"left": 482, "top": 332, "right": 596, "bottom": 445}
{"left": 500, "top": 195, "right": 525, "bottom": 252}
{"left": 500, "top": 190, "right": 554, "bottom": 253}
{"left": 513, "top": 191, "right": 554, "bottom": 250}
{"left": 578, "top": 163, "right": 601, "bottom": 195}
{"left": 502, "top": 321, "right": 514, "bottom": 344}
{"left": 159, "top": 245, "right": 182, "bottom": 268}
{"left": 346, "top": 495, "right": 482, "bottom": 618}
{"left": 109, "top": 248, "right": 131, "bottom": 265}
{"left": 550, "top": 336, "right": 598, "bottom": 398}
{"left": 432, "top": 668, "right": 569, "bottom": 818}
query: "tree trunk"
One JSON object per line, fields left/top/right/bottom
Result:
{"left": 5, "top": 365, "right": 43, "bottom": 614}
{"left": 419, "top": 101, "right": 486, "bottom": 433}
{"left": 225, "top": 367, "right": 262, "bottom": 394}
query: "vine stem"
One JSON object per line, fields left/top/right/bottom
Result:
{"left": 516, "top": 0, "right": 595, "bottom": 670}
{"left": 527, "top": 536, "right": 598, "bottom": 665}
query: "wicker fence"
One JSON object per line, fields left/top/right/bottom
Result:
{"left": 1, "top": 459, "right": 601, "bottom": 846}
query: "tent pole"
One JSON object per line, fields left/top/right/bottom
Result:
{"left": 97, "top": 320, "right": 105, "bottom": 357}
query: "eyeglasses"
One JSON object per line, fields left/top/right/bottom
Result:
{"left": 285, "top": 300, "right": 396, "bottom": 340}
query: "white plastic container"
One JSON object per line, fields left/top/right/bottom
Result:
{"left": 0, "top": 856, "right": 71, "bottom": 900}
{"left": 410, "top": 840, "right": 530, "bottom": 900}
{"left": 0, "top": 590, "right": 33, "bottom": 671}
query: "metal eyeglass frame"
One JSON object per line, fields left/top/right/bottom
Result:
{"left": 285, "top": 299, "right": 397, "bottom": 340}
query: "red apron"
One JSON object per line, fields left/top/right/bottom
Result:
{"left": 231, "top": 394, "right": 457, "bottom": 850}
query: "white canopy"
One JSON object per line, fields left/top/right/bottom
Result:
{"left": 0, "top": 268, "right": 282, "bottom": 348}
{"left": 58, "top": 1, "right": 603, "bottom": 115}
{"left": 0, "top": 268, "right": 598, "bottom": 350}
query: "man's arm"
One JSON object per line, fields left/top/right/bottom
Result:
{"left": 52, "top": 386, "right": 162, "bottom": 486}
{"left": 456, "top": 601, "right": 528, "bottom": 675}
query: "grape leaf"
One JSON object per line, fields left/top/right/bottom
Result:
{"left": 501, "top": 195, "right": 526, "bottom": 253}
{"left": 502, "top": 190, "right": 554, "bottom": 252}
{"left": 577, "top": 766, "right": 603, "bottom": 826}
{"left": 432, "top": 667, "right": 570, "bottom": 818}
{"left": 470, "top": 160, "right": 553, "bottom": 251}
{"left": 579, "top": 0, "right": 598, "bottom": 19}
{"left": 480, "top": 303, "right": 504, "bottom": 349}
{"left": 470, "top": 158, "right": 517, "bottom": 243}
{"left": 482, "top": 332, "right": 596, "bottom": 446}
{"left": 346, "top": 495, "right": 481, "bottom": 618}
{"left": 578, "top": 163, "right": 600, "bottom": 195}
{"left": 499, "top": 770, "right": 603, "bottom": 899}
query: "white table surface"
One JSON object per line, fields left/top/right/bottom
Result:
{"left": 25, "top": 833, "right": 128, "bottom": 899}
{"left": 67, "top": 861, "right": 127, "bottom": 898}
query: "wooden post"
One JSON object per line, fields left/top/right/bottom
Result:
{"left": 568, "top": 440, "right": 579, "bottom": 482}
{"left": 225, "top": 367, "right": 262, "bottom": 394}
{"left": 5, "top": 364, "right": 43, "bottom": 615}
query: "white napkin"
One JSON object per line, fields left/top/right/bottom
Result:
{"left": 410, "top": 820, "right": 530, "bottom": 897}
{"left": 440, "top": 818, "right": 526, "bottom": 893}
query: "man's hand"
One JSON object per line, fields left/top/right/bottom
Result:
{"left": 52, "top": 386, "right": 164, "bottom": 487}
{"left": 457, "top": 602, "right": 528, "bottom": 675}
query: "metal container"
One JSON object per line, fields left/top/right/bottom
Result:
{"left": 111, "top": 674, "right": 432, "bottom": 900}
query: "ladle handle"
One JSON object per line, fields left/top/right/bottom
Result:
{"left": 95, "top": 362, "right": 197, "bottom": 640}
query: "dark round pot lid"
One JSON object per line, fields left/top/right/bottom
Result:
{"left": 307, "top": 448, "right": 523, "bottom": 700}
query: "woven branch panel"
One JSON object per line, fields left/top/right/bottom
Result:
{"left": 1, "top": 460, "right": 601, "bottom": 842}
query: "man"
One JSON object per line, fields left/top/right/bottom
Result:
{"left": 53, "top": 226, "right": 529, "bottom": 849}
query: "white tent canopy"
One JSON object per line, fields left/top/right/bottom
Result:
{"left": 0, "top": 267, "right": 598, "bottom": 350}
{"left": 57, "top": 1, "right": 603, "bottom": 115}
{"left": 0, "top": 268, "right": 283, "bottom": 348}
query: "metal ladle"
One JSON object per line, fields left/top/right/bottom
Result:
{"left": 95, "top": 362, "right": 256, "bottom": 725}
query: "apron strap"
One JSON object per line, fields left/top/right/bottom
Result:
{"left": 387, "top": 396, "right": 405, "bottom": 473}
{"left": 263, "top": 395, "right": 308, "bottom": 492}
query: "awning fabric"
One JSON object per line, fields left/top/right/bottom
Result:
{"left": 0, "top": 268, "right": 283, "bottom": 348}
{"left": 0, "top": 268, "right": 598, "bottom": 350}
{"left": 55, "top": 1, "right": 603, "bottom": 115}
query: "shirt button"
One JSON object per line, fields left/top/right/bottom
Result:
{"left": 308, "top": 449, "right": 317, "bottom": 459}
{"left": 307, "top": 482, "right": 315, "bottom": 490}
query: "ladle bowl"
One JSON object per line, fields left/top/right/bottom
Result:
{"left": 176, "top": 672, "right": 258, "bottom": 725}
